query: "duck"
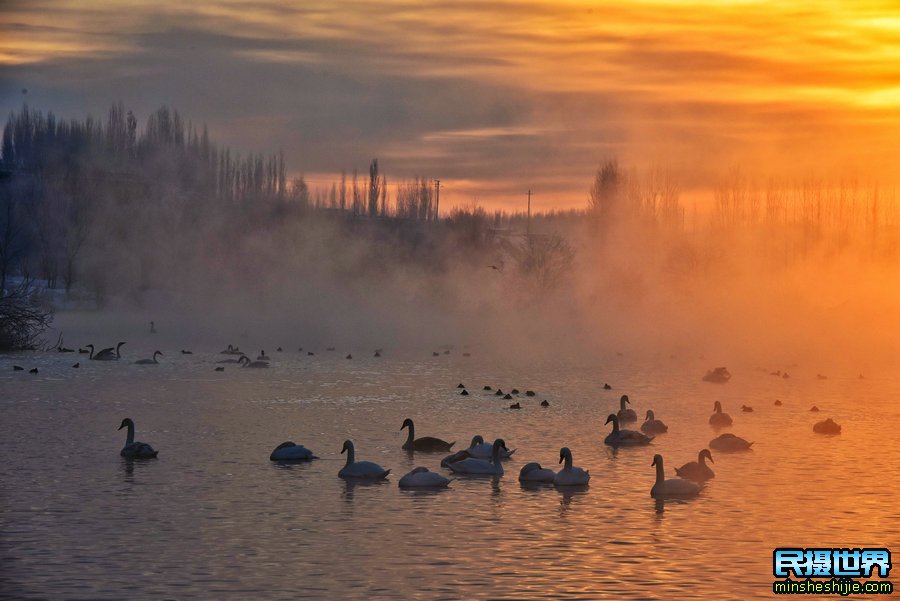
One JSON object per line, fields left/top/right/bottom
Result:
{"left": 709, "top": 433, "right": 753, "bottom": 452}
{"left": 149, "top": 321, "right": 156, "bottom": 334}
{"left": 447, "top": 439, "right": 506, "bottom": 475}
{"left": 440, "top": 449, "right": 471, "bottom": 468}
{"left": 239, "top": 356, "right": 269, "bottom": 368}
{"left": 494, "top": 389, "right": 504, "bottom": 396}
{"left": 651, "top": 454, "right": 702, "bottom": 498}
{"left": 214, "top": 366, "right": 224, "bottom": 372}
{"left": 270, "top": 441, "right": 317, "bottom": 461}
{"left": 641, "top": 410, "right": 668, "bottom": 434}
{"left": 709, "top": 401, "right": 733, "bottom": 427}
{"left": 220, "top": 344, "right": 242, "bottom": 355}
{"left": 604, "top": 414, "right": 653, "bottom": 446}
{"left": 134, "top": 351, "right": 162, "bottom": 365}
{"left": 72, "top": 362, "right": 79, "bottom": 368}
{"left": 525, "top": 390, "right": 536, "bottom": 397}
{"left": 29, "top": 368, "right": 38, "bottom": 374}
{"left": 509, "top": 402, "right": 521, "bottom": 409}
{"left": 810, "top": 405, "right": 820, "bottom": 412}
{"left": 13, "top": 365, "right": 23, "bottom": 371}
{"left": 603, "top": 383, "right": 612, "bottom": 390}
{"left": 276, "top": 347, "right": 283, "bottom": 352}
{"left": 401, "top": 418, "right": 454, "bottom": 452}
{"left": 118, "top": 418, "right": 158, "bottom": 459}
{"left": 510, "top": 388, "right": 520, "bottom": 395}
{"left": 503, "top": 393, "right": 513, "bottom": 400}
{"left": 483, "top": 386, "right": 492, "bottom": 391}
{"left": 741, "top": 405, "right": 753, "bottom": 413}
{"left": 181, "top": 350, "right": 193, "bottom": 355}
{"left": 554, "top": 447, "right": 590, "bottom": 486}
{"left": 518, "top": 462, "right": 556, "bottom": 483}
{"left": 457, "top": 383, "right": 465, "bottom": 388}
{"left": 702, "top": 367, "right": 731, "bottom": 383}
{"left": 460, "top": 389, "right": 469, "bottom": 396}
{"left": 374, "top": 349, "right": 382, "bottom": 358}
{"left": 338, "top": 440, "right": 390, "bottom": 479}
{"left": 774, "top": 400, "right": 783, "bottom": 406}
{"left": 617, "top": 395, "right": 637, "bottom": 423}
{"left": 467, "top": 435, "right": 516, "bottom": 458}
{"left": 813, "top": 418, "right": 841, "bottom": 435}
{"left": 346, "top": 354, "right": 352, "bottom": 360}
{"left": 540, "top": 400, "right": 550, "bottom": 407}
{"left": 674, "top": 449, "right": 715, "bottom": 482}
{"left": 398, "top": 467, "right": 450, "bottom": 488}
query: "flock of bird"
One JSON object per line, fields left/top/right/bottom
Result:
{"left": 110, "top": 356, "right": 842, "bottom": 500}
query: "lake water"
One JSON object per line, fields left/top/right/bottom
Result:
{"left": 1, "top": 324, "right": 897, "bottom": 599}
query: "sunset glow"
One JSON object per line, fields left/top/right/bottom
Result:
{"left": 2, "top": 0, "right": 900, "bottom": 209}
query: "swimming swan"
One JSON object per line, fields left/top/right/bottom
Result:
{"left": 617, "top": 395, "right": 637, "bottom": 423}
{"left": 651, "top": 454, "right": 702, "bottom": 498}
{"left": 134, "top": 351, "right": 162, "bottom": 365}
{"left": 401, "top": 418, "right": 454, "bottom": 452}
{"left": 554, "top": 447, "right": 590, "bottom": 486}
{"left": 518, "top": 462, "right": 556, "bottom": 483}
{"left": 448, "top": 439, "right": 506, "bottom": 475}
{"left": 270, "top": 441, "right": 318, "bottom": 461}
{"left": 440, "top": 449, "right": 472, "bottom": 468}
{"left": 604, "top": 414, "right": 653, "bottom": 446}
{"left": 338, "top": 440, "right": 390, "bottom": 479}
{"left": 709, "top": 433, "right": 753, "bottom": 452}
{"left": 709, "top": 401, "right": 733, "bottom": 427}
{"left": 118, "top": 418, "right": 158, "bottom": 459}
{"left": 94, "top": 342, "right": 125, "bottom": 361}
{"left": 641, "top": 410, "right": 668, "bottom": 434}
{"left": 674, "top": 449, "right": 715, "bottom": 482}
{"left": 239, "top": 356, "right": 269, "bottom": 368}
{"left": 467, "top": 435, "right": 515, "bottom": 459}
{"left": 399, "top": 467, "right": 450, "bottom": 488}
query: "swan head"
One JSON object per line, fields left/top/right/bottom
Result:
{"left": 154, "top": 351, "right": 162, "bottom": 357}
{"left": 645, "top": 410, "right": 655, "bottom": 421}
{"left": 491, "top": 438, "right": 507, "bottom": 453}
{"left": 713, "top": 400, "right": 722, "bottom": 413}
{"left": 118, "top": 418, "right": 134, "bottom": 430}
{"left": 651, "top": 454, "right": 663, "bottom": 467}
{"left": 558, "top": 447, "right": 572, "bottom": 464}
{"left": 470, "top": 435, "right": 484, "bottom": 447}
{"left": 340, "top": 440, "right": 354, "bottom": 454}
{"left": 117, "top": 341, "right": 126, "bottom": 349}
{"left": 700, "top": 448, "right": 714, "bottom": 463}
{"left": 400, "top": 418, "right": 413, "bottom": 431}
{"left": 605, "top": 414, "right": 618, "bottom": 426}
{"left": 620, "top": 394, "right": 630, "bottom": 405}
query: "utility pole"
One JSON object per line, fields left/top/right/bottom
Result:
{"left": 434, "top": 179, "right": 440, "bottom": 222}
{"left": 527, "top": 189, "right": 532, "bottom": 236}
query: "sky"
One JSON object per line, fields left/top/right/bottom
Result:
{"left": 2, "top": 0, "right": 900, "bottom": 211}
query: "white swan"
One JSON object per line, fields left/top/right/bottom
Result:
{"left": 95, "top": 341, "right": 125, "bottom": 361}
{"left": 338, "top": 440, "right": 390, "bottom": 479}
{"left": 467, "top": 435, "right": 515, "bottom": 459}
{"left": 651, "top": 454, "right": 702, "bottom": 498}
{"left": 674, "top": 449, "right": 715, "bottom": 482}
{"left": 604, "top": 414, "right": 653, "bottom": 446}
{"left": 118, "top": 418, "right": 158, "bottom": 459}
{"left": 617, "top": 394, "right": 637, "bottom": 423}
{"left": 401, "top": 418, "right": 454, "bottom": 452}
{"left": 554, "top": 447, "right": 590, "bottom": 486}
{"left": 641, "top": 410, "right": 668, "bottom": 434}
{"left": 709, "top": 433, "right": 753, "bottom": 452}
{"left": 709, "top": 401, "right": 733, "bottom": 427}
{"left": 440, "top": 449, "right": 471, "bottom": 468}
{"left": 239, "top": 356, "right": 269, "bottom": 369}
{"left": 134, "top": 351, "right": 162, "bottom": 365}
{"left": 270, "top": 441, "right": 317, "bottom": 461}
{"left": 398, "top": 467, "right": 450, "bottom": 488}
{"left": 518, "top": 462, "right": 556, "bottom": 483}
{"left": 448, "top": 438, "right": 506, "bottom": 475}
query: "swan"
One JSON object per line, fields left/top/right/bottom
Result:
{"left": 651, "top": 454, "right": 702, "bottom": 498}
{"left": 398, "top": 467, "right": 450, "bottom": 488}
{"left": 813, "top": 418, "right": 841, "bottom": 435}
{"left": 338, "top": 440, "right": 390, "bottom": 479}
{"left": 134, "top": 351, "right": 162, "bottom": 365}
{"left": 401, "top": 418, "right": 454, "bottom": 452}
{"left": 509, "top": 402, "right": 520, "bottom": 409}
{"left": 220, "top": 344, "right": 242, "bottom": 355}
{"left": 239, "top": 356, "right": 269, "bottom": 368}
{"left": 440, "top": 449, "right": 471, "bottom": 468}
{"left": 518, "top": 462, "right": 556, "bottom": 483}
{"left": 448, "top": 438, "right": 506, "bottom": 475}
{"left": 270, "top": 441, "right": 317, "bottom": 461}
{"left": 674, "top": 449, "right": 715, "bottom": 482}
{"left": 709, "top": 433, "right": 753, "bottom": 452}
{"left": 617, "top": 395, "right": 637, "bottom": 423}
{"left": 118, "top": 418, "right": 158, "bottom": 459}
{"left": 554, "top": 447, "right": 591, "bottom": 486}
{"left": 217, "top": 355, "right": 246, "bottom": 364}
{"left": 467, "top": 435, "right": 515, "bottom": 459}
{"left": 604, "top": 414, "right": 653, "bottom": 446}
{"left": 709, "top": 401, "right": 733, "bottom": 427}
{"left": 641, "top": 410, "right": 668, "bottom": 434}
{"left": 94, "top": 342, "right": 125, "bottom": 361}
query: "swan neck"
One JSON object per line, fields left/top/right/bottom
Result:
{"left": 699, "top": 452, "right": 706, "bottom": 466}
{"left": 405, "top": 423, "right": 414, "bottom": 445}
{"left": 612, "top": 418, "right": 619, "bottom": 434}
{"left": 125, "top": 423, "right": 135, "bottom": 445}
{"left": 345, "top": 445, "right": 354, "bottom": 466}
{"left": 564, "top": 452, "right": 573, "bottom": 470}
{"left": 655, "top": 460, "right": 665, "bottom": 485}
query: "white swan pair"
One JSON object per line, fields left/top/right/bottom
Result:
{"left": 448, "top": 439, "right": 507, "bottom": 475}
{"left": 518, "top": 447, "right": 590, "bottom": 486}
